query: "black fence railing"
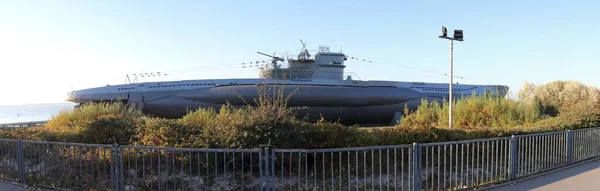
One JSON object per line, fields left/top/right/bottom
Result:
{"left": 0, "top": 127, "right": 598, "bottom": 190}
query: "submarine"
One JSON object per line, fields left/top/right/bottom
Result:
{"left": 66, "top": 43, "right": 508, "bottom": 125}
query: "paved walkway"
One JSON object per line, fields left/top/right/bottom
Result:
{"left": 489, "top": 159, "right": 600, "bottom": 191}
{"left": 0, "top": 182, "right": 26, "bottom": 190}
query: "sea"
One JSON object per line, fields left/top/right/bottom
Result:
{"left": 0, "top": 103, "right": 77, "bottom": 124}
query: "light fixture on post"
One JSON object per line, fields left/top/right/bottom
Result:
{"left": 438, "top": 26, "right": 464, "bottom": 128}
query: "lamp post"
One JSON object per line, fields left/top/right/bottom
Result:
{"left": 438, "top": 26, "right": 463, "bottom": 128}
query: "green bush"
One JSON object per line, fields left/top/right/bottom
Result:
{"left": 75, "top": 114, "right": 138, "bottom": 145}
{"left": 0, "top": 127, "right": 47, "bottom": 140}
{"left": 38, "top": 102, "right": 141, "bottom": 144}
{"left": 398, "top": 81, "right": 600, "bottom": 131}
{"left": 135, "top": 117, "right": 204, "bottom": 148}
{"left": 518, "top": 80, "right": 600, "bottom": 116}
{"left": 398, "top": 92, "right": 543, "bottom": 130}
{"left": 45, "top": 102, "right": 141, "bottom": 128}
{"left": 195, "top": 104, "right": 307, "bottom": 149}
{"left": 302, "top": 119, "right": 366, "bottom": 148}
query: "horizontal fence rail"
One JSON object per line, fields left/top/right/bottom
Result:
{"left": 0, "top": 121, "right": 48, "bottom": 128}
{"left": 0, "top": 127, "right": 598, "bottom": 190}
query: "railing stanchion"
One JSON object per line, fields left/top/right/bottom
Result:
{"left": 566, "top": 130, "right": 573, "bottom": 164}
{"left": 412, "top": 143, "right": 421, "bottom": 191}
{"left": 508, "top": 135, "right": 518, "bottom": 180}
{"left": 17, "top": 140, "right": 25, "bottom": 184}
{"left": 264, "top": 147, "right": 270, "bottom": 191}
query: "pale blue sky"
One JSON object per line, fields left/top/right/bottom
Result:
{"left": 0, "top": 0, "right": 598, "bottom": 105}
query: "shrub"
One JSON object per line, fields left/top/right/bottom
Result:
{"left": 134, "top": 117, "right": 204, "bottom": 148}
{"left": 40, "top": 102, "right": 141, "bottom": 144}
{"left": 398, "top": 92, "right": 543, "bottom": 130}
{"left": 518, "top": 80, "right": 600, "bottom": 116}
{"left": 198, "top": 104, "right": 306, "bottom": 149}
{"left": 0, "top": 127, "right": 47, "bottom": 140}
{"left": 45, "top": 102, "right": 141, "bottom": 128}
{"left": 302, "top": 119, "right": 366, "bottom": 148}
{"left": 74, "top": 114, "right": 138, "bottom": 145}
{"left": 190, "top": 82, "right": 310, "bottom": 149}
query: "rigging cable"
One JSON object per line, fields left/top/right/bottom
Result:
{"left": 165, "top": 60, "right": 272, "bottom": 74}
{"left": 346, "top": 56, "right": 473, "bottom": 80}
{"left": 346, "top": 55, "right": 505, "bottom": 85}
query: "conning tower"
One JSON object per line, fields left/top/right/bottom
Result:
{"left": 259, "top": 43, "right": 347, "bottom": 80}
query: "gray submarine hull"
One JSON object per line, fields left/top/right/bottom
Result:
{"left": 125, "top": 84, "right": 457, "bottom": 125}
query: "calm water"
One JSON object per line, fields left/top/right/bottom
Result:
{"left": 0, "top": 103, "right": 77, "bottom": 124}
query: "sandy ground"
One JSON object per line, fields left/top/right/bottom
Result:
{"left": 489, "top": 159, "right": 600, "bottom": 191}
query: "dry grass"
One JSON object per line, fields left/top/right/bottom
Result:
{"left": 398, "top": 92, "right": 543, "bottom": 130}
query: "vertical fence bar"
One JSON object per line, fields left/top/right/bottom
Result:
{"left": 16, "top": 140, "right": 25, "bottom": 184}
{"left": 573, "top": 131, "right": 578, "bottom": 161}
{"left": 110, "top": 144, "right": 116, "bottom": 191}
{"left": 597, "top": 129, "right": 600, "bottom": 157}
{"left": 109, "top": 146, "right": 113, "bottom": 191}
{"left": 272, "top": 149, "right": 276, "bottom": 191}
{"left": 579, "top": 131, "right": 583, "bottom": 160}
{"left": 566, "top": 130, "right": 573, "bottom": 164}
{"left": 264, "top": 147, "right": 270, "bottom": 191}
{"left": 508, "top": 135, "right": 517, "bottom": 180}
{"left": 119, "top": 145, "right": 124, "bottom": 191}
{"left": 258, "top": 150, "right": 263, "bottom": 191}
{"left": 463, "top": 142, "right": 467, "bottom": 188}
{"left": 412, "top": 143, "right": 421, "bottom": 191}
{"left": 523, "top": 137, "right": 528, "bottom": 175}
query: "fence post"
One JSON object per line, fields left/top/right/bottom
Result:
{"left": 119, "top": 145, "right": 124, "bottom": 191}
{"left": 412, "top": 143, "right": 421, "bottom": 191}
{"left": 597, "top": 129, "right": 600, "bottom": 157}
{"left": 111, "top": 144, "right": 120, "bottom": 191}
{"left": 259, "top": 148, "right": 264, "bottom": 191}
{"left": 16, "top": 140, "right": 25, "bottom": 184}
{"left": 270, "top": 148, "right": 275, "bottom": 191}
{"left": 566, "top": 130, "right": 573, "bottom": 164}
{"left": 264, "top": 147, "right": 270, "bottom": 191}
{"left": 508, "top": 135, "right": 518, "bottom": 180}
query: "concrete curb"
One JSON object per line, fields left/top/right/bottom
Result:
{"left": 475, "top": 156, "right": 600, "bottom": 191}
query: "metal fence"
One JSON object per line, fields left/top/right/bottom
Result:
{"left": 418, "top": 137, "right": 511, "bottom": 191}
{"left": 0, "top": 120, "right": 48, "bottom": 128}
{"left": 0, "top": 139, "right": 19, "bottom": 182}
{"left": 513, "top": 131, "right": 568, "bottom": 179}
{"left": 118, "top": 146, "right": 264, "bottom": 190}
{"left": 0, "top": 127, "right": 598, "bottom": 190}
{"left": 269, "top": 145, "right": 414, "bottom": 190}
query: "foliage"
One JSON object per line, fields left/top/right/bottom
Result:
{"left": 18, "top": 102, "right": 141, "bottom": 144}
{"left": 398, "top": 92, "right": 543, "bottom": 130}
{"left": 1, "top": 80, "right": 599, "bottom": 149}
{"left": 518, "top": 80, "right": 600, "bottom": 116}
{"left": 134, "top": 117, "right": 203, "bottom": 147}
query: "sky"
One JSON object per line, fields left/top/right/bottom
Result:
{"left": 0, "top": 0, "right": 599, "bottom": 105}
